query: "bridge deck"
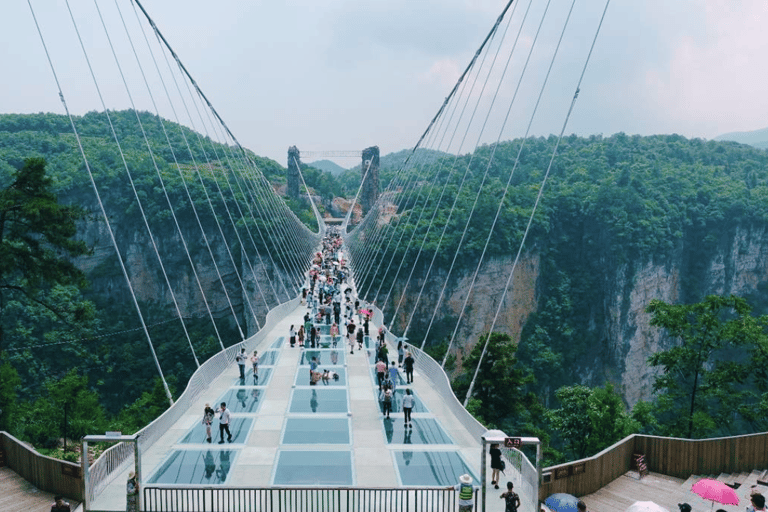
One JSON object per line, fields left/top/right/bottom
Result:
{"left": 90, "top": 294, "right": 520, "bottom": 510}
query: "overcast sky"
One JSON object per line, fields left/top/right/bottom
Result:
{"left": 2, "top": 0, "right": 767, "bottom": 168}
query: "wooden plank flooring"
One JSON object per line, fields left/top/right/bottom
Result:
{"left": 580, "top": 470, "right": 768, "bottom": 512}
{"left": 0, "top": 467, "right": 80, "bottom": 512}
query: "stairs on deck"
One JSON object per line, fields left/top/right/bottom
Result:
{"left": 582, "top": 469, "right": 768, "bottom": 512}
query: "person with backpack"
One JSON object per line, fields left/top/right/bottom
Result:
{"left": 380, "top": 386, "right": 393, "bottom": 419}
{"left": 500, "top": 482, "right": 521, "bottom": 512}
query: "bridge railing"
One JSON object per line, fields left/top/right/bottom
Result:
{"left": 143, "top": 485, "right": 480, "bottom": 512}
{"left": 369, "top": 306, "right": 540, "bottom": 512}
{"left": 87, "top": 298, "right": 301, "bottom": 505}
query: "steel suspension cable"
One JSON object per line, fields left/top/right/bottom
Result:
{"left": 28, "top": 0, "right": 173, "bottom": 405}
{"left": 124, "top": 0, "right": 227, "bottom": 350}
{"left": 464, "top": 0, "right": 612, "bottom": 405}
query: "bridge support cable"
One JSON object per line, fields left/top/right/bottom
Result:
{"left": 386, "top": 8, "right": 520, "bottom": 332}
{"left": 464, "top": 0, "right": 612, "bottom": 405}
{"left": 403, "top": 0, "right": 555, "bottom": 358}
{"left": 408, "top": 0, "right": 543, "bottom": 351}
{"left": 178, "top": 121, "right": 268, "bottom": 327}
{"left": 445, "top": 0, "right": 571, "bottom": 375}
{"left": 352, "top": 132, "right": 449, "bottom": 297}
{"left": 126, "top": 5, "right": 252, "bottom": 346}
{"left": 356, "top": 150, "right": 435, "bottom": 303}
{"left": 134, "top": 0, "right": 317, "bottom": 300}
{"left": 28, "top": 0, "right": 174, "bottom": 405}
{"left": 118, "top": 0, "right": 231, "bottom": 351}
{"left": 240, "top": 166, "right": 313, "bottom": 293}
{"left": 348, "top": 1, "right": 519, "bottom": 309}
{"left": 83, "top": 0, "right": 210, "bottom": 363}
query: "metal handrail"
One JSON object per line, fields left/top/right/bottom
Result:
{"left": 143, "top": 485, "right": 480, "bottom": 512}
{"left": 87, "top": 298, "right": 301, "bottom": 504}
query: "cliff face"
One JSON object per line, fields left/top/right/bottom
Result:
{"left": 388, "top": 225, "right": 768, "bottom": 407}
{"left": 607, "top": 224, "right": 768, "bottom": 406}
{"left": 77, "top": 210, "right": 768, "bottom": 407}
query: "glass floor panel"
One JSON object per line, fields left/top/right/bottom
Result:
{"left": 271, "top": 336, "right": 285, "bottom": 349}
{"left": 232, "top": 367, "right": 273, "bottom": 386}
{"left": 148, "top": 449, "right": 238, "bottom": 485}
{"left": 376, "top": 389, "right": 428, "bottom": 413}
{"left": 382, "top": 418, "right": 452, "bottom": 445}
{"left": 256, "top": 350, "right": 279, "bottom": 365}
{"left": 274, "top": 450, "right": 353, "bottom": 486}
{"left": 215, "top": 388, "right": 264, "bottom": 414}
{"left": 294, "top": 366, "right": 347, "bottom": 386}
{"left": 316, "top": 334, "right": 345, "bottom": 348}
{"left": 370, "top": 367, "right": 408, "bottom": 387}
{"left": 178, "top": 417, "right": 253, "bottom": 445}
{"left": 393, "top": 451, "right": 477, "bottom": 487}
{"left": 300, "top": 349, "right": 346, "bottom": 366}
{"left": 290, "top": 388, "right": 349, "bottom": 413}
{"left": 282, "top": 418, "right": 350, "bottom": 444}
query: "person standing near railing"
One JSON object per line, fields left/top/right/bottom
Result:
{"left": 448, "top": 474, "right": 477, "bottom": 512}
{"left": 126, "top": 471, "right": 139, "bottom": 512}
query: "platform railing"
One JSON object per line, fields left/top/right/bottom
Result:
{"left": 143, "top": 485, "right": 480, "bottom": 512}
{"left": 87, "top": 297, "right": 301, "bottom": 505}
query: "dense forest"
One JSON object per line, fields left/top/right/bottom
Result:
{"left": 1, "top": 110, "right": 768, "bottom": 464}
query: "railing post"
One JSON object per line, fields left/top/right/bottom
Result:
{"left": 81, "top": 439, "right": 90, "bottom": 512}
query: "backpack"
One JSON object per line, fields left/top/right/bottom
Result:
{"left": 383, "top": 390, "right": 392, "bottom": 403}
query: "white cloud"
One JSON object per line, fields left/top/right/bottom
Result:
{"left": 643, "top": 0, "right": 768, "bottom": 137}
{"left": 420, "top": 58, "right": 462, "bottom": 89}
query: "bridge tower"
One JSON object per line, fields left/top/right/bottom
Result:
{"left": 361, "top": 146, "right": 379, "bottom": 215}
{"left": 287, "top": 145, "right": 300, "bottom": 199}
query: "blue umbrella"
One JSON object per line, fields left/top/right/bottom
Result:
{"left": 545, "top": 493, "right": 580, "bottom": 512}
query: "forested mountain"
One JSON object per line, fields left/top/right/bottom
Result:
{"left": 2, "top": 110, "right": 768, "bottom": 463}
{"left": 716, "top": 126, "right": 768, "bottom": 150}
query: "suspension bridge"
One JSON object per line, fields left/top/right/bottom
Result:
{"left": 8, "top": 0, "right": 614, "bottom": 510}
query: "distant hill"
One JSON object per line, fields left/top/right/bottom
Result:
{"left": 350, "top": 147, "right": 451, "bottom": 172}
{"left": 715, "top": 126, "right": 768, "bottom": 150}
{"left": 308, "top": 159, "right": 347, "bottom": 176}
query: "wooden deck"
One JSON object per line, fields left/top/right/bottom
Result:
{"left": 581, "top": 470, "right": 768, "bottom": 512}
{"left": 0, "top": 467, "right": 81, "bottom": 512}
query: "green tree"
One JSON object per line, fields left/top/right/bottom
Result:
{"left": 547, "top": 384, "right": 638, "bottom": 460}
{"left": 20, "top": 369, "right": 107, "bottom": 448}
{"left": 647, "top": 295, "right": 768, "bottom": 438}
{"left": 452, "top": 331, "right": 537, "bottom": 432}
{"left": 0, "top": 357, "right": 21, "bottom": 431}
{"left": 0, "top": 157, "right": 91, "bottom": 352}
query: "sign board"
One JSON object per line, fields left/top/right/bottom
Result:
{"left": 61, "top": 464, "right": 81, "bottom": 478}
{"left": 504, "top": 437, "right": 522, "bottom": 448}
{"left": 555, "top": 466, "right": 571, "bottom": 480}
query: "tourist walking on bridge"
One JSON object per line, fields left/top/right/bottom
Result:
{"left": 216, "top": 402, "right": 232, "bottom": 444}
{"left": 404, "top": 351, "right": 415, "bottom": 384}
{"left": 236, "top": 348, "right": 246, "bottom": 379}
{"left": 202, "top": 403, "right": 215, "bottom": 443}
{"left": 402, "top": 388, "right": 414, "bottom": 428}
{"left": 289, "top": 325, "right": 296, "bottom": 347}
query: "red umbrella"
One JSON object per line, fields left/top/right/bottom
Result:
{"left": 691, "top": 478, "right": 739, "bottom": 509}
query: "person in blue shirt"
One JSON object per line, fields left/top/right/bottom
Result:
{"left": 388, "top": 361, "right": 399, "bottom": 391}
